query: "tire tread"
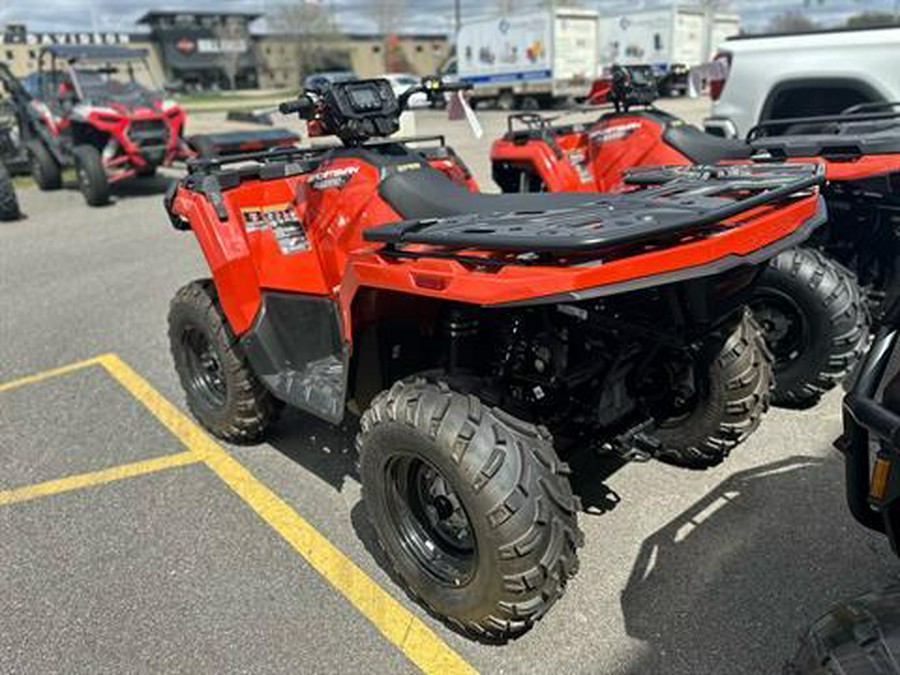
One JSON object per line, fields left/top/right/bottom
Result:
{"left": 358, "top": 378, "right": 583, "bottom": 640}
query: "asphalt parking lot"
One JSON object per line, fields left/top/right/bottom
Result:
{"left": 2, "top": 99, "right": 899, "bottom": 674}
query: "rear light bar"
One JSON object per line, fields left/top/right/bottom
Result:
{"left": 710, "top": 51, "right": 732, "bottom": 102}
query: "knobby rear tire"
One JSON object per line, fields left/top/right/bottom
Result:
{"left": 752, "top": 247, "right": 868, "bottom": 408}
{"left": 358, "top": 378, "right": 584, "bottom": 641}
{"left": 653, "top": 310, "right": 773, "bottom": 469}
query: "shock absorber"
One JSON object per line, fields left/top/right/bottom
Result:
{"left": 443, "top": 305, "right": 480, "bottom": 375}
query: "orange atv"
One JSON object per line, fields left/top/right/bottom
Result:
{"left": 491, "top": 65, "right": 886, "bottom": 407}
{"left": 165, "top": 77, "right": 826, "bottom": 639}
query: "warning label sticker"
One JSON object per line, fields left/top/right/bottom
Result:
{"left": 241, "top": 203, "right": 309, "bottom": 254}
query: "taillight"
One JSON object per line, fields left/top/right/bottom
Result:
{"left": 709, "top": 51, "right": 732, "bottom": 101}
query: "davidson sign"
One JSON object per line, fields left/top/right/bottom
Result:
{"left": 1, "top": 31, "right": 133, "bottom": 46}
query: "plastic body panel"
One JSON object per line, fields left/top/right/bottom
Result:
{"left": 171, "top": 148, "right": 825, "bottom": 340}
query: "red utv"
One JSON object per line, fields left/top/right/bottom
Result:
{"left": 8, "top": 45, "right": 190, "bottom": 206}
{"left": 489, "top": 66, "right": 895, "bottom": 408}
{"left": 165, "top": 77, "right": 828, "bottom": 638}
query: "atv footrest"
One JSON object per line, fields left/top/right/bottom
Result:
{"left": 366, "top": 164, "right": 823, "bottom": 255}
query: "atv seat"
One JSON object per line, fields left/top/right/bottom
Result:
{"left": 379, "top": 165, "right": 604, "bottom": 220}
{"left": 663, "top": 124, "right": 753, "bottom": 164}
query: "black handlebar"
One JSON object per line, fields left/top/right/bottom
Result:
{"left": 277, "top": 77, "right": 475, "bottom": 146}
{"left": 398, "top": 78, "right": 473, "bottom": 108}
{"left": 278, "top": 96, "right": 316, "bottom": 118}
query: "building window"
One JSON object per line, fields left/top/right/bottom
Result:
{"left": 372, "top": 45, "right": 381, "bottom": 53}
{"left": 5, "top": 50, "right": 12, "bottom": 61}
{"left": 415, "top": 45, "right": 423, "bottom": 52}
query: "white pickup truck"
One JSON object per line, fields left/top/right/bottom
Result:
{"left": 704, "top": 25, "right": 900, "bottom": 138}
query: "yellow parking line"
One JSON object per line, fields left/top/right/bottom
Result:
{"left": 97, "top": 353, "right": 476, "bottom": 675}
{"left": 0, "top": 451, "right": 200, "bottom": 506}
{"left": 0, "top": 356, "right": 105, "bottom": 393}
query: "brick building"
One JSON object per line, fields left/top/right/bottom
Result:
{"left": 1, "top": 13, "right": 451, "bottom": 91}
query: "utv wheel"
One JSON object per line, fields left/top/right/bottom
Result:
{"left": 358, "top": 379, "right": 583, "bottom": 640}
{"left": 73, "top": 145, "right": 110, "bottom": 207}
{"left": 750, "top": 247, "right": 869, "bottom": 408}
{"left": 27, "top": 140, "right": 61, "bottom": 191}
{"left": 652, "top": 310, "right": 773, "bottom": 469}
{"left": 0, "top": 163, "right": 21, "bottom": 221}
{"left": 496, "top": 90, "right": 515, "bottom": 112}
{"left": 169, "top": 280, "right": 281, "bottom": 443}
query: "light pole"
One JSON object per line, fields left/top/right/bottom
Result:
{"left": 700, "top": 0, "right": 723, "bottom": 62}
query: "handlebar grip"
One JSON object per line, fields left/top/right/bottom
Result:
{"left": 443, "top": 82, "right": 474, "bottom": 92}
{"left": 278, "top": 97, "right": 314, "bottom": 117}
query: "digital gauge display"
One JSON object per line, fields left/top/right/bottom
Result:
{"left": 347, "top": 85, "right": 381, "bottom": 111}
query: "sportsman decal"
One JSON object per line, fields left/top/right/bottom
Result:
{"left": 307, "top": 165, "right": 360, "bottom": 190}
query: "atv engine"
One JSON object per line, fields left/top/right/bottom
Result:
{"left": 445, "top": 300, "right": 693, "bottom": 444}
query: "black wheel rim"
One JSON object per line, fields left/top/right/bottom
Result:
{"left": 383, "top": 454, "right": 477, "bottom": 587}
{"left": 181, "top": 326, "right": 227, "bottom": 409}
{"left": 751, "top": 291, "right": 809, "bottom": 370}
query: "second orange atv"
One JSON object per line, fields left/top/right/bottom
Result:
{"left": 165, "top": 77, "right": 827, "bottom": 639}
{"left": 490, "top": 66, "right": 883, "bottom": 408}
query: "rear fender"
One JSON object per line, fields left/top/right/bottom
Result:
{"left": 490, "top": 137, "right": 586, "bottom": 192}
{"left": 587, "top": 114, "right": 690, "bottom": 191}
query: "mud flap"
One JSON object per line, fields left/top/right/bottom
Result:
{"left": 240, "top": 292, "right": 348, "bottom": 424}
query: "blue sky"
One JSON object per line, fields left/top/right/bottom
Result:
{"left": 1, "top": 0, "right": 898, "bottom": 34}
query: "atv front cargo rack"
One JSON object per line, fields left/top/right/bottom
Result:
{"left": 366, "top": 164, "right": 824, "bottom": 256}
{"left": 185, "top": 135, "right": 451, "bottom": 178}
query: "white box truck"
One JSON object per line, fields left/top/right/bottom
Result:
{"left": 444, "top": 8, "right": 599, "bottom": 110}
{"left": 598, "top": 6, "right": 740, "bottom": 95}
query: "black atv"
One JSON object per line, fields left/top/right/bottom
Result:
{"left": 839, "top": 287, "right": 900, "bottom": 549}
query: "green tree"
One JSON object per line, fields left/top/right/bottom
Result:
{"left": 846, "top": 11, "right": 900, "bottom": 28}
{"left": 273, "top": 2, "right": 346, "bottom": 80}
{"left": 767, "top": 11, "right": 819, "bottom": 33}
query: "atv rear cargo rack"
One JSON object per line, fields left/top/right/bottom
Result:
{"left": 746, "top": 102, "right": 900, "bottom": 158}
{"left": 502, "top": 113, "right": 591, "bottom": 157}
{"left": 366, "top": 164, "right": 824, "bottom": 257}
